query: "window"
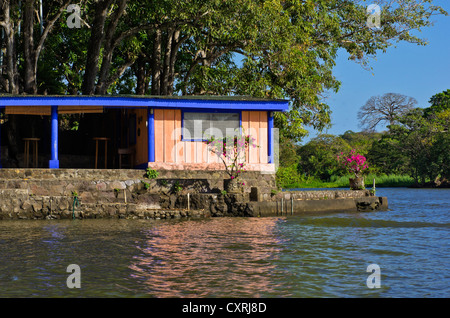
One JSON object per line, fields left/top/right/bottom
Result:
{"left": 183, "top": 112, "right": 240, "bottom": 140}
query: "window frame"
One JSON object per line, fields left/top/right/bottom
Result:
{"left": 181, "top": 109, "right": 242, "bottom": 142}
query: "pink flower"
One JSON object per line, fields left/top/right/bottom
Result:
{"left": 231, "top": 176, "right": 235, "bottom": 179}
{"left": 338, "top": 150, "right": 369, "bottom": 176}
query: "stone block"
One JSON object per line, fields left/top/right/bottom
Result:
{"left": 21, "top": 201, "right": 32, "bottom": 211}
{"left": 31, "top": 201, "right": 43, "bottom": 212}
{"left": 96, "top": 182, "right": 107, "bottom": 191}
{"left": 379, "top": 197, "right": 388, "bottom": 210}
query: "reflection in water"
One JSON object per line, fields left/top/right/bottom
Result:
{"left": 129, "top": 218, "right": 285, "bottom": 297}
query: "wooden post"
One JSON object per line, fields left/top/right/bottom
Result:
{"left": 291, "top": 197, "right": 293, "bottom": 215}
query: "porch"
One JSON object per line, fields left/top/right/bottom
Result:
{"left": 0, "top": 95, "right": 289, "bottom": 170}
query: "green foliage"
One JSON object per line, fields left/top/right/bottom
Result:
{"left": 426, "top": 89, "right": 450, "bottom": 116}
{"left": 297, "top": 134, "right": 351, "bottom": 180}
{"left": 284, "top": 174, "right": 415, "bottom": 189}
{"left": 367, "top": 135, "right": 408, "bottom": 175}
{"left": 276, "top": 124, "right": 430, "bottom": 188}
{"left": 145, "top": 168, "right": 159, "bottom": 179}
{"left": 172, "top": 181, "right": 183, "bottom": 194}
{"left": 340, "top": 130, "right": 382, "bottom": 155}
{"left": 330, "top": 174, "right": 415, "bottom": 188}
{"left": 141, "top": 181, "right": 150, "bottom": 190}
{"left": 386, "top": 103, "right": 449, "bottom": 184}
{"left": 276, "top": 88, "right": 449, "bottom": 188}
{"left": 276, "top": 163, "right": 304, "bottom": 189}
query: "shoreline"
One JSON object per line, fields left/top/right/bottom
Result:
{"left": 280, "top": 176, "right": 450, "bottom": 190}
{"left": 283, "top": 184, "right": 450, "bottom": 190}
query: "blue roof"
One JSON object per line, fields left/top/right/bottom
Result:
{"left": 0, "top": 95, "right": 289, "bottom": 112}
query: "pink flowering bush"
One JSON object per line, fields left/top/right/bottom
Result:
{"left": 337, "top": 149, "right": 368, "bottom": 178}
{"left": 205, "top": 129, "right": 258, "bottom": 186}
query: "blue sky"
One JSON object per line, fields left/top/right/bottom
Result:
{"left": 304, "top": 0, "right": 450, "bottom": 143}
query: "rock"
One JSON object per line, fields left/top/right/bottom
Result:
{"left": 96, "top": 182, "right": 107, "bottom": 191}
{"left": 21, "top": 201, "right": 32, "bottom": 211}
{"left": 31, "top": 202, "right": 43, "bottom": 213}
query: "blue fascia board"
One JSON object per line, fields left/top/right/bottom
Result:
{"left": 0, "top": 96, "right": 289, "bottom": 112}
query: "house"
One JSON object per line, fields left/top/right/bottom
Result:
{"left": 0, "top": 95, "right": 289, "bottom": 172}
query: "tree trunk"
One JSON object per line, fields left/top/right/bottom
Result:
{"left": 151, "top": 29, "right": 162, "bottom": 95}
{"left": 82, "top": 0, "right": 113, "bottom": 95}
{"left": 160, "top": 29, "right": 173, "bottom": 95}
{"left": 95, "top": 0, "right": 128, "bottom": 95}
{"left": 1, "top": 0, "right": 19, "bottom": 94}
{"left": 135, "top": 55, "right": 150, "bottom": 95}
{"left": 23, "top": 0, "right": 37, "bottom": 94}
{"left": 33, "top": 0, "right": 72, "bottom": 94}
{"left": 167, "top": 30, "right": 181, "bottom": 95}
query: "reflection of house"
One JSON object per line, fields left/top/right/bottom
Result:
{"left": 0, "top": 95, "right": 288, "bottom": 171}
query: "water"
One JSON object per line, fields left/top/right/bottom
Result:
{"left": 0, "top": 188, "right": 448, "bottom": 298}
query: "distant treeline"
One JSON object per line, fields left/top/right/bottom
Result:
{"left": 277, "top": 90, "right": 450, "bottom": 188}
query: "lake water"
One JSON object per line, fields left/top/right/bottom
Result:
{"left": 0, "top": 188, "right": 448, "bottom": 298}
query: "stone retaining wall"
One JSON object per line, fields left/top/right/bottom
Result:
{"left": 0, "top": 168, "right": 277, "bottom": 194}
{"left": 0, "top": 168, "right": 387, "bottom": 220}
{"left": 0, "top": 189, "right": 208, "bottom": 220}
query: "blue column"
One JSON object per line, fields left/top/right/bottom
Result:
{"left": 148, "top": 107, "right": 155, "bottom": 163}
{"left": 0, "top": 109, "right": 2, "bottom": 169}
{"left": 268, "top": 111, "right": 274, "bottom": 164}
{"left": 49, "top": 105, "right": 59, "bottom": 168}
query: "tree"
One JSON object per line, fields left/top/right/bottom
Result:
{"left": 425, "top": 89, "right": 450, "bottom": 116}
{"left": 297, "top": 134, "right": 351, "bottom": 181}
{"left": 388, "top": 105, "right": 449, "bottom": 185}
{"left": 367, "top": 133, "right": 409, "bottom": 175}
{"left": 0, "top": 0, "right": 71, "bottom": 94}
{"left": 340, "top": 130, "right": 382, "bottom": 155}
{"left": 357, "top": 93, "right": 418, "bottom": 131}
{"left": 0, "top": 0, "right": 447, "bottom": 142}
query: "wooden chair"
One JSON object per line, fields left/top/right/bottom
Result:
{"left": 23, "top": 138, "right": 40, "bottom": 168}
{"left": 93, "top": 137, "right": 111, "bottom": 169}
{"left": 118, "top": 146, "right": 135, "bottom": 169}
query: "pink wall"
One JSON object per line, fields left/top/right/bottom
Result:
{"left": 152, "top": 109, "right": 273, "bottom": 171}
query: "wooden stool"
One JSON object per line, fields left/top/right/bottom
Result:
{"left": 93, "top": 137, "right": 111, "bottom": 169}
{"left": 23, "top": 138, "right": 40, "bottom": 168}
{"left": 118, "top": 146, "right": 135, "bottom": 169}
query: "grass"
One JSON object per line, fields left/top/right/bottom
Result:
{"left": 282, "top": 174, "right": 415, "bottom": 189}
